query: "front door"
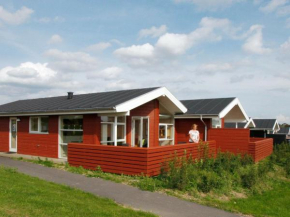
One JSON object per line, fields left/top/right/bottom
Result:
{"left": 132, "top": 117, "right": 149, "bottom": 147}
{"left": 9, "top": 118, "right": 17, "bottom": 152}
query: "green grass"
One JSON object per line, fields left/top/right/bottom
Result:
{"left": 0, "top": 166, "right": 156, "bottom": 217}
{"left": 214, "top": 180, "right": 290, "bottom": 217}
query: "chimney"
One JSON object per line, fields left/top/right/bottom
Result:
{"left": 67, "top": 92, "right": 74, "bottom": 99}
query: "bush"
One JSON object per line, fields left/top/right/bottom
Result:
{"left": 240, "top": 165, "right": 258, "bottom": 189}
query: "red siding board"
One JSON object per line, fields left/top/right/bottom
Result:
{"left": 0, "top": 117, "right": 9, "bottom": 152}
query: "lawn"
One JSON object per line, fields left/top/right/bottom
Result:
{"left": 0, "top": 166, "right": 156, "bottom": 217}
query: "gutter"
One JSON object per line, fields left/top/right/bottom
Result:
{"left": 200, "top": 115, "right": 208, "bottom": 141}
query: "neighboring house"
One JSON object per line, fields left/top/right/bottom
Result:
{"left": 175, "top": 97, "right": 249, "bottom": 142}
{"left": 224, "top": 118, "right": 256, "bottom": 129}
{"left": 276, "top": 127, "right": 290, "bottom": 140}
{"left": 250, "top": 119, "right": 280, "bottom": 138}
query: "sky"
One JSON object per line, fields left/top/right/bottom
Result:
{"left": 0, "top": 0, "right": 289, "bottom": 124}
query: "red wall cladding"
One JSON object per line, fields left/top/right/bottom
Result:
{"left": 83, "top": 114, "right": 101, "bottom": 144}
{"left": 17, "top": 116, "right": 59, "bottom": 158}
{"left": 208, "top": 128, "right": 250, "bottom": 154}
{"left": 126, "top": 100, "right": 159, "bottom": 147}
{"left": 0, "top": 117, "right": 9, "bottom": 152}
{"left": 175, "top": 119, "right": 211, "bottom": 144}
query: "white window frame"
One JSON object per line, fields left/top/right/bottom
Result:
{"left": 29, "top": 116, "right": 49, "bottom": 134}
{"left": 58, "top": 115, "right": 83, "bottom": 159}
{"left": 101, "top": 116, "right": 126, "bottom": 146}
{"left": 131, "top": 116, "right": 149, "bottom": 148}
{"left": 159, "top": 123, "right": 174, "bottom": 141}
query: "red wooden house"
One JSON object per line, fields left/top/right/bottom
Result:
{"left": 0, "top": 87, "right": 273, "bottom": 176}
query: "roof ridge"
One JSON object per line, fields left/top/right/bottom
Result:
{"left": 14, "top": 87, "right": 161, "bottom": 103}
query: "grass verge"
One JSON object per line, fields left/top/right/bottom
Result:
{"left": 0, "top": 166, "right": 156, "bottom": 217}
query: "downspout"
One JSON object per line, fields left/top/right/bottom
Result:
{"left": 200, "top": 115, "right": 207, "bottom": 141}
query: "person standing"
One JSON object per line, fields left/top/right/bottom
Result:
{"left": 189, "top": 124, "right": 200, "bottom": 143}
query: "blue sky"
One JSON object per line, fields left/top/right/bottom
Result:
{"left": 0, "top": 0, "right": 289, "bottom": 123}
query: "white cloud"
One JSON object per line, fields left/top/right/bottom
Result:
{"left": 0, "top": 6, "right": 33, "bottom": 25}
{"left": 277, "top": 5, "right": 290, "bottom": 15}
{"left": 87, "top": 67, "right": 123, "bottom": 80}
{"left": 114, "top": 43, "right": 156, "bottom": 66}
{"left": 277, "top": 114, "right": 290, "bottom": 124}
{"left": 139, "top": 25, "right": 167, "bottom": 38}
{"left": 115, "top": 17, "right": 241, "bottom": 66}
{"left": 281, "top": 37, "right": 290, "bottom": 50}
{"left": 86, "top": 42, "right": 111, "bottom": 52}
{"left": 260, "top": 0, "right": 287, "bottom": 13}
{"left": 44, "top": 49, "right": 99, "bottom": 72}
{"left": 173, "top": 0, "right": 243, "bottom": 11}
{"left": 0, "top": 62, "right": 57, "bottom": 87}
{"left": 48, "top": 34, "right": 63, "bottom": 44}
{"left": 242, "top": 25, "right": 271, "bottom": 54}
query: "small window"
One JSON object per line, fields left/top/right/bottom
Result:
{"left": 212, "top": 118, "right": 221, "bottom": 128}
{"left": 30, "top": 117, "right": 49, "bottom": 133}
{"left": 101, "top": 116, "right": 126, "bottom": 146}
{"left": 159, "top": 117, "right": 174, "bottom": 146}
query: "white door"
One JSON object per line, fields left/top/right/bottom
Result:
{"left": 132, "top": 117, "right": 149, "bottom": 147}
{"left": 9, "top": 118, "right": 17, "bottom": 152}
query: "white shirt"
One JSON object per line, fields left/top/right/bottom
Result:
{"left": 189, "top": 130, "right": 199, "bottom": 143}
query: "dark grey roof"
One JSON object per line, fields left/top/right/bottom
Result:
{"left": 180, "top": 97, "right": 235, "bottom": 115}
{"left": 0, "top": 87, "right": 160, "bottom": 114}
{"left": 252, "top": 119, "right": 277, "bottom": 130}
{"left": 224, "top": 122, "right": 247, "bottom": 128}
{"left": 277, "top": 127, "right": 290, "bottom": 134}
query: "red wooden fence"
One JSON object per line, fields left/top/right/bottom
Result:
{"left": 249, "top": 138, "right": 273, "bottom": 162}
{"left": 68, "top": 141, "right": 216, "bottom": 176}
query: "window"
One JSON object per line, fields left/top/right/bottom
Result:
{"left": 212, "top": 118, "right": 221, "bottom": 128}
{"left": 101, "top": 116, "right": 126, "bottom": 146}
{"left": 59, "top": 115, "right": 83, "bottom": 158}
{"left": 30, "top": 117, "right": 49, "bottom": 133}
{"left": 159, "top": 117, "right": 174, "bottom": 146}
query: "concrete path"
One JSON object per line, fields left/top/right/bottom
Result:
{"left": 0, "top": 156, "right": 240, "bottom": 217}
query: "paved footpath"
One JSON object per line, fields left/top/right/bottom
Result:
{"left": 0, "top": 156, "right": 240, "bottom": 217}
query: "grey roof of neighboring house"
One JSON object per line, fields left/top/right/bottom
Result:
{"left": 224, "top": 122, "right": 247, "bottom": 128}
{"left": 179, "top": 97, "right": 236, "bottom": 115}
{"left": 277, "top": 127, "right": 290, "bottom": 135}
{"left": 0, "top": 87, "right": 160, "bottom": 114}
{"left": 252, "top": 119, "right": 277, "bottom": 130}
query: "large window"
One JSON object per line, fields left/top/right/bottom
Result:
{"left": 159, "top": 116, "right": 174, "bottom": 146}
{"left": 59, "top": 115, "right": 83, "bottom": 158}
{"left": 30, "top": 117, "right": 49, "bottom": 133}
{"left": 101, "top": 116, "right": 126, "bottom": 146}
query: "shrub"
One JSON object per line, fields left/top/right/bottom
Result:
{"left": 240, "top": 165, "right": 258, "bottom": 189}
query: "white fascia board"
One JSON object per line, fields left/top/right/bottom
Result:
{"left": 273, "top": 120, "right": 280, "bottom": 132}
{"left": 245, "top": 118, "right": 256, "bottom": 128}
{"left": 115, "top": 87, "right": 187, "bottom": 114}
{"left": 219, "top": 98, "right": 249, "bottom": 121}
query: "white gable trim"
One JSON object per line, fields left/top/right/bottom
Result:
{"left": 115, "top": 87, "right": 187, "bottom": 114}
{"left": 245, "top": 118, "right": 256, "bottom": 128}
{"left": 273, "top": 120, "right": 280, "bottom": 132}
{"left": 219, "top": 98, "right": 249, "bottom": 121}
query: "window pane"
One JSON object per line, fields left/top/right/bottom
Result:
{"left": 212, "top": 118, "right": 221, "bottom": 128}
{"left": 117, "top": 125, "right": 125, "bottom": 140}
{"left": 167, "top": 125, "right": 173, "bottom": 139}
{"left": 61, "top": 115, "right": 83, "bottom": 129}
{"left": 101, "top": 123, "right": 114, "bottom": 142}
{"left": 61, "top": 131, "right": 83, "bottom": 143}
{"left": 159, "top": 125, "right": 166, "bottom": 139}
{"left": 101, "top": 116, "right": 115, "bottom": 122}
{"left": 60, "top": 144, "right": 68, "bottom": 158}
{"left": 31, "top": 117, "right": 38, "bottom": 131}
{"left": 40, "top": 117, "right": 49, "bottom": 133}
{"left": 117, "top": 116, "right": 125, "bottom": 123}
